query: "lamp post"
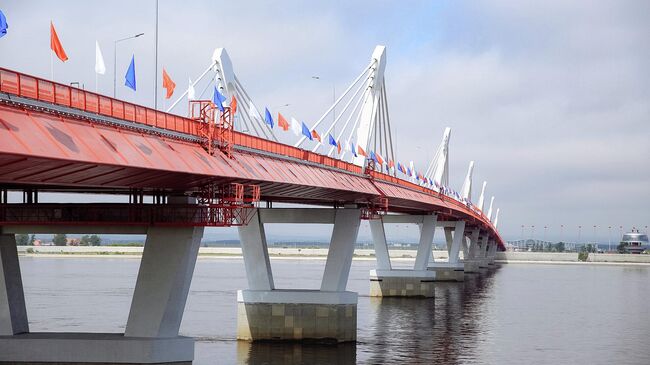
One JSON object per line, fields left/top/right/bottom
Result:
{"left": 578, "top": 225, "right": 582, "bottom": 250}
{"left": 114, "top": 32, "right": 145, "bottom": 98}
{"left": 608, "top": 226, "right": 612, "bottom": 253}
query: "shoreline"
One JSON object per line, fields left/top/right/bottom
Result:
{"left": 15, "top": 246, "right": 650, "bottom": 266}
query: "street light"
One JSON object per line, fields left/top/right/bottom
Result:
{"left": 608, "top": 226, "right": 612, "bottom": 252}
{"left": 114, "top": 32, "right": 145, "bottom": 98}
{"left": 578, "top": 225, "right": 582, "bottom": 249}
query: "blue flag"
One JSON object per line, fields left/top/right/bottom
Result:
{"left": 212, "top": 87, "right": 226, "bottom": 112}
{"left": 328, "top": 134, "right": 337, "bottom": 147}
{"left": 124, "top": 55, "right": 136, "bottom": 91}
{"left": 301, "top": 122, "right": 313, "bottom": 140}
{"left": 370, "top": 151, "right": 379, "bottom": 164}
{"left": 264, "top": 108, "right": 274, "bottom": 128}
{"left": 0, "top": 10, "right": 8, "bottom": 38}
{"left": 350, "top": 142, "right": 357, "bottom": 157}
{"left": 407, "top": 167, "right": 412, "bottom": 176}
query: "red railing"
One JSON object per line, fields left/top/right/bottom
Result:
{"left": 0, "top": 68, "right": 500, "bottom": 243}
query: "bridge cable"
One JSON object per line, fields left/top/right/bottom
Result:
{"left": 311, "top": 73, "right": 370, "bottom": 153}
{"left": 325, "top": 86, "right": 370, "bottom": 157}
{"left": 294, "top": 61, "right": 375, "bottom": 147}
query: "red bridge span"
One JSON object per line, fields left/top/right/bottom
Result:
{"left": 0, "top": 67, "right": 502, "bottom": 248}
{"left": 0, "top": 50, "right": 504, "bottom": 362}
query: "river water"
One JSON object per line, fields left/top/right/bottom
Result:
{"left": 19, "top": 257, "right": 650, "bottom": 364}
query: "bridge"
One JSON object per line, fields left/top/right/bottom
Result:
{"left": 0, "top": 46, "right": 503, "bottom": 364}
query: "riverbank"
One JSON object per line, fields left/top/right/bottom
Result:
{"left": 15, "top": 246, "right": 650, "bottom": 265}
{"left": 495, "top": 251, "right": 650, "bottom": 265}
{"left": 15, "top": 246, "right": 426, "bottom": 262}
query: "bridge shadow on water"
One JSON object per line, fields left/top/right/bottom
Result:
{"left": 236, "top": 268, "right": 499, "bottom": 365}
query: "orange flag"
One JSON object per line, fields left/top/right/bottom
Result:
{"left": 162, "top": 68, "right": 176, "bottom": 99}
{"left": 50, "top": 21, "right": 68, "bottom": 62}
{"left": 230, "top": 95, "right": 238, "bottom": 115}
{"left": 358, "top": 145, "right": 367, "bottom": 157}
{"left": 311, "top": 129, "right": 321, "bottom": 142}
{"left": 277, "top": 113, "right": 289, "bottom": 131}
{"left": 337, "top": 141, "right": 341, "bottom": 154}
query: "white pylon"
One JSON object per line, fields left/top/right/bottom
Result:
{"left": 477, "top": 181, "right": 487, "bottom": 211}
{"left": 494, "top": 208, "right": 500, "bottom": 228}
{"left": 425, "top": 127, "right": 451, "bottom": 188}
{"left": 460, "top": 161, "right": 474, "bottom": 201}
{"left": 487, "top": 196, "right": 495, "bottom": 221}
{"left": 353, "top": 45, "right": 387, "bottom": 167}
{"left": 211, "top": 48, "right": 236, "bottom": 98}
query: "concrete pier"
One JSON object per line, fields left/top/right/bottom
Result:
{"left": 369, "top": 269, "right": 436, "bottom": 297}
{"left": 428, "top": 262, "right": 465, "bottom": 282}
{"left": 0, "top": 197, "right": 205, "bottom": 364}
{"left": 428, "top": 221, "right": 465, "bottom": 281}
{"left": 237, "top": 290, "right": 356, "bottom": 342}
{"left": 237, "top": 208, "right": 361, "bottom": 342}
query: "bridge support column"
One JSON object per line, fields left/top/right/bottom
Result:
{"left": 478, "top": 236, "right": 490, "bottom": 269}
{"left": 369, "top": 215, "right": 437, "bottom": 297}
{"left": 0, "top": 234, "right": 29, "bottom": 336}
{"left": 428, "top": 221, "right": 465, "bottom": 282}
{"left": 487, "top": 240, "right": 498, "bottom": 265}
{"left": 237, "top": 208, "right": 360, "bottom": 343}
{"left": 463, "top": 229, "right": 481, "bottom": 273}
{"left": 0, "top": 198, "right": 205, "bottom": 364}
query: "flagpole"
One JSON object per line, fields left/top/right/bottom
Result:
{"left": 50, "top": 51, "right": 54, "bottom": 81}
{"left": 95, "top": 73, "right": 98, "bottom": 93}
{"left": 154, "top": 0, "right": 159, "bottom": 110}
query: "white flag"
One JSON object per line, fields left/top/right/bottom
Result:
{"left": 249, "top": 102, "right": 261, "bottom": 120}
{"left": 95, "top": 41, "right": 106, "bottom": 75}
{"left": 409, "top": 161, "right": 415, "bottom": 178}
{"left": 290, "top": 117, "right": 302, "bottom": 136}
{"left": 187, "top": 78, "right": 195, "bottom": 100}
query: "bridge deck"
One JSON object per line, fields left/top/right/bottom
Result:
{"left": 0, "top": 68, "right": 503, "bottom": 247}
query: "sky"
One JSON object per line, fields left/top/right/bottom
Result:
{"left": 0, "top": 0, "right": 648, "bottom": 243}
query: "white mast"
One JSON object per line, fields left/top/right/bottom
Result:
{"left": 477, "top": 181, "right": 487, "bottom": 211}
{"left": 487, "top": 196, "right": 495, "bottom": 221}
{"left": 460, "top": 161, "right": 474, "bottom": 201}
{"left": 353, "top": 45, "right": 386, "bottom": 166}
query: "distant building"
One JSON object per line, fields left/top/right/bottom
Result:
{"left": 620, "top": 228, "right": 649, "bottom": 254}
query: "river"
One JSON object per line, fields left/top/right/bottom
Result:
{"left": 19, "top": 257, "right": 650, "bottom": 364}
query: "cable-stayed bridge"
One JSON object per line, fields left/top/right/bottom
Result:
{"left": 0, "top": 45, "right": 504, "bottom": 364}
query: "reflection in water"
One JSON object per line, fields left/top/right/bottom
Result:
{"left": 362, "top": 268, "right": 498, "bottom": 364}
{"left": 236, "top": 267, "right": 500, "bottom": 365}
{"left": 238, "top": 341, "right": 356, "bottom": 365}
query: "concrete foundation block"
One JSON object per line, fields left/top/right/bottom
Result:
{"left": 0, "top": 332, "right": 193, "bottom": 364}
{"left": 463, "top": 260, "right": 481, "bottom": 273}
{"left": 369, "top": 269, "right": 436, "bottom": 297}
{"left": 428, "top": 264, "right": 464, "bottom": 282}
{"left": 237, "top": 290, "right": 357, "bottom": 343}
